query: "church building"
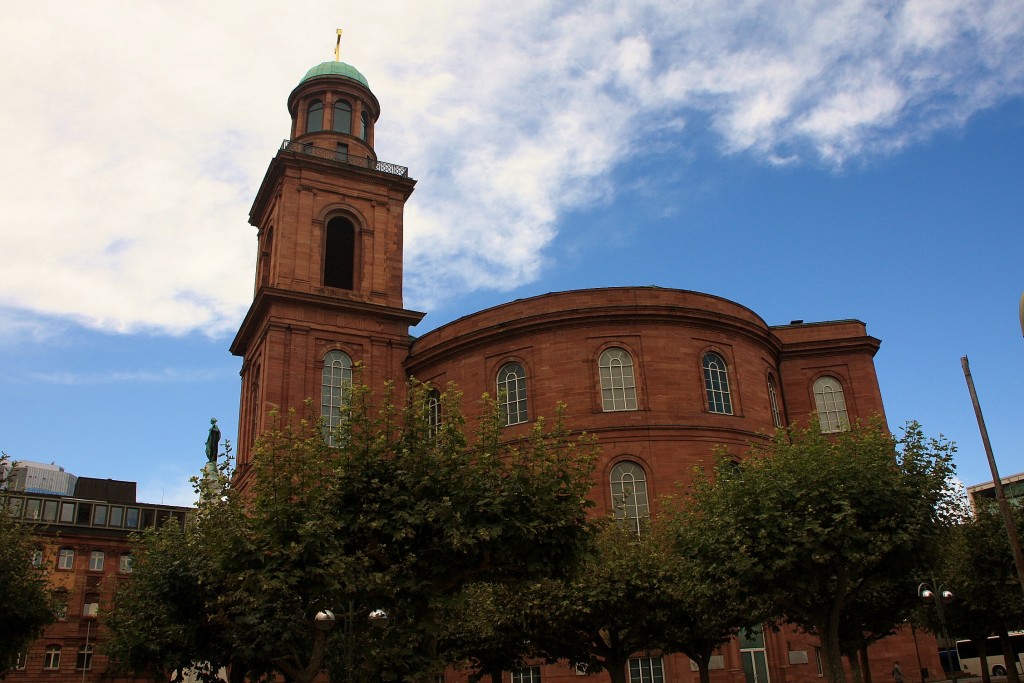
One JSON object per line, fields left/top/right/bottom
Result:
{"left": 229, "top": 55, "right": 941, "bottom": 683}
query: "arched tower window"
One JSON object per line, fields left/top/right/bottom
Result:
{"left": 333, "top": 99, "right": 352, "bottom": 134}
{"left": 321, "top": 350, "right": 353, "bottom": 444}
{"left": 306, "top": 100, "right": 324, "bottom": 133}
{"left": 610, "top": 461, "right": 649, "bottom": 534}
{"left": 497, "top": 362, "right": 528, "bottom": 426}
{"left": 360, "top": 110, "right": 370, "bottom": 141}
{"left": 599, "top": 347, "right": 637, "bottom": 411}
{"left": 767, "top": 372, "right": 782, "bottom": 428}
{"left": 324, "top": 217, "right": 355, "bottom": 290}
{"left": 702, "top": 352, "right": 733, "bottom": 414}
{"left": 813, "top": 375, "right": 849, "bottom": 433}
{"left": 259, "top": 228, "right": 273, "bottom": 288}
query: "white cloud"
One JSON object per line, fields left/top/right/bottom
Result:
{"left": 1, "top": 0, "right": 1021, "bottom": 333}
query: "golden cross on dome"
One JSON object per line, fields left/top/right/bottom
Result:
{"left": 334, "top": 29, "right": 343, "bottom": 61}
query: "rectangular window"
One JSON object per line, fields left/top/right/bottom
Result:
{"left": 142, "top": 508, "right": 155, "bottom": 528}
{"left": 628, "top": 657, "right": 664, "bottom": 683}
{"left": 31, "top": 549, "right": 43, "bottom": 567}
{"left": 814, "top": 647, "right": 823, "bottom": 677}
{"left": 93, "top": 504, "right": 108, "bottom": 526}
{"left": 119, "top": 554, "right": 134, "bottom": 574}
{"left": 42, "top": 499, "right": 58, "bottom": 521}
{"left": 124, "top": 507, "right": 139, "bottom": 528}
{"left": 83, "top": 594, "right": 100, "bottom": 617}
{"left": 15, "top": 652, "right": 27, "bottom": 670}
{"left": 57, "top": 548, "right": 75, "bottom": 570}
{"left": 89, "top": 550, "right": 104, "bottom": 571}
{"left": 7, "top": 497, "right": 24, "bottom": 517}
{"left": 44, "top": 646, "right": 61, "bottom": 670}
{"left": 511, "top": 667, "right": 542, "bottom": 683}
{"left": 76, "top": 502, "right": 92, "bottom": 525}
{"left": 24, "top": 498, "right": 41, "bottom": 519}
{"left": 109, "top": 506, "right": 124, "bottom": 527}
{"left": 76, "top": 645, "right": 93, "bottom": 671}
{"left": 59, "top": 501, "right": 76, "bottom": 523}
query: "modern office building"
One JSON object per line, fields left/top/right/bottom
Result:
{"left": 6, "top": 463, "right": 189, "bottom": 682}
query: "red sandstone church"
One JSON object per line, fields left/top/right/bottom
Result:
{"left": 228, "top": 57, "right": 943, "bottom": 683}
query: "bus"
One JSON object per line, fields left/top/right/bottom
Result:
{"left": 956, "top": 634, "right": 1024, "bottom": 677}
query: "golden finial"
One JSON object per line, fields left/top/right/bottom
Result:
{"left": 334, "top": 29, "right": 343, "bottom": 61}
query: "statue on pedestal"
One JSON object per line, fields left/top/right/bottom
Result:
{"left": 205, "top": 418, "right": 221, "bottom": 465}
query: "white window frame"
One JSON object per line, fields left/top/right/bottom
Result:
{"left": 57, "top": 548, "right": 74, "bottom": 570}
{"left": 767, "top": 373, "right": 782, "bottom": 428}
{"left": 119, "top": 553, "right": 134, "bottom": 573}
{"left": 599, "top": 347, "right": 638, "bottom": 411}
{"left": 511, "top": 667, "right": 542, "bottom": 683}
{"left": 628, "top": 657, "right": 664, "bottom": 683}
{"left": 610, "top": 461, "right": 650, "bottom": 534}
{"left": 427, "top": 390, "right": 441, "bottom": 437}
{"left": 702, "top": 352, "right": 733, "bottom": 414}
{"left": 76, "top": 645, "right": 93, "bottom": 671}
{"left": 88, "top": 550, "right": 104, "bottom": 571}
{"left": 44, "top": 646, "right": 61, "bottom": 670}
{"left": 813, "top": 376, "right": 849, "bottom": 433}
{"left": 321, "top": 350, "right": 353, "bottom": 444}
{"left": 497, "top": 362, "right": 528, "bottom": 426}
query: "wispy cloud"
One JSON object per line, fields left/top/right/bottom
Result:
{"left": 1, "top": 0, "right": 1021, "bottom": 334}
{"left": 28, "top": 368, "right": 229, "bottom": 386}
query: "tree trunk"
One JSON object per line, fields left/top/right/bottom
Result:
{"left": 820, "top": 617, "right": 849, "bottom": 683}
{"left": 606, "top": 658, "right": 630, "bottom": 683}
{"left": 978, "top": 637, "right": 991, "bottom": 683}
{"left": 859, "top": 645, "right": 873, "bottom": 683}
{"left": 846, "top": 649, "right": 864, "bottom": 683}
{"left": 693, "top": 655, "right": 713, "bottom": 683}
{"left": 998, "top": 628, "right": 1021, "bottom": 683}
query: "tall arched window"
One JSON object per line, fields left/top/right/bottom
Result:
{"left": 324, "top": 217, "right": 355, "bottom": 289}
{"left": 610, "top": 461, "right": 649, "bottom": 534}
{"left": 813, "top": 375, "right": 849, "bottom": 433}
{"left": 427, "top": 389, "right": 441, "bottom": 437}
{"left": 599, "top": 347, "right": 638, "bottom": 411}
{"left": 767, "top": 372, "right": 782, "bottom": 428}
{"left": 321, "top": 350, "right": 353, "bottom": 444}
{"left": 497, "top": 362, "right": 528, "bottom": 426}
{"left": 333, "top": 99, "right": 352, "bottom": 134}
{"left": 306, "top": 100, "right": 324, "bottom": 133}
{"left": 702, "top": 352, "right": 733, "bottom": 414}
{"left": 360, "top": 110, "right": 370, "bottom": 141}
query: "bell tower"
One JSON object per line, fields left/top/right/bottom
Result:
{"left": 230, "top": 54, "right": 423, "bottom": 489}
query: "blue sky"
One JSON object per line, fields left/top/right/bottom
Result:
{"left": 1, "top": 1, "right": 1022, "bottom": 506}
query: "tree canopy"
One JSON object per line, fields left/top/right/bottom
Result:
{"left": 105, "top": 382, "right": 597, "bottom": 683}
{"left": 676, "top": 419, "right": 957, "bottom": 683}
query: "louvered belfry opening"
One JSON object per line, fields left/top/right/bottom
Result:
{"left": 324, "top": 217, "right": 355, "bottom": 289}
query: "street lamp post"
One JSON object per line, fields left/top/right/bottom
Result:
{"left": 919, "top": 582, "right": 954, "bottom": 676}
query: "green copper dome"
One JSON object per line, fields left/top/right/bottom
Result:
{"left": 300, "top": 61, "right": 369, "bottom": 88}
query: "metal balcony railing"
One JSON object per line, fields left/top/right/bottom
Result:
{"left": 280, "top": 140, "right": 410, "bottom": 178}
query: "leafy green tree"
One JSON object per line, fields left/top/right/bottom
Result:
{"left": 439, "top": 582, "right": 538, "bottom": 683}
{"left": 0, "top": 456, "right": 58, "bottom": 678}
{"left": 678, "top": 419, "right": 957, "bottom": 683}
{"left": 102, "top": 517, "right": 239, "bottom": 683}
{"left": 668, "top": 504, "right": 771, "bottom": 683}
{"left": 928, "top": 502, "right": 1024, "bottom": 683}
{"left": 106, "top": 381, "right": 596, "bottom": 683}
{"left": 522, "top": 518, "right": 756, "bottom": 683}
